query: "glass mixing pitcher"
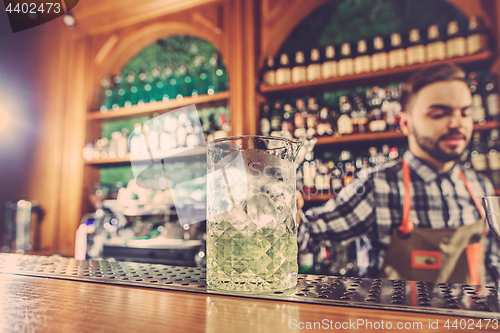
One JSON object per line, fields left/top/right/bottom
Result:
{"left": 206, "top": 135, "right": 302, "bottom": 292}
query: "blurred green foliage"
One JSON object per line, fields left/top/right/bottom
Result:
{"left": 280, "top": 0, "right": 467, "bottom": 54}
{"left": 121, "top": 35, "right": 225, "bottom": 75}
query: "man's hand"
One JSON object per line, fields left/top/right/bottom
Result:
{"left": 296, "top": 190, "right": 304, "bottom": 226}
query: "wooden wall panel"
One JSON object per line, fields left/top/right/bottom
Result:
{"left": 71, "top": 0, "right": 223, "bottom": 38}
{"left": 56, "top": 37, "right": 93, "bottom": 256}
{"left": 26, "top": 21, "right": 71, "bottom": 253}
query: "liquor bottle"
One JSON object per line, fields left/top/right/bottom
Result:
{"left": 467, "top": 16, "right": 489, "bottom": 55}
{"left": 262, "top": 56, "right": 276, "bottom": 86}
{"left": 470, "top": 131, "right": 488, "bottom": 172}
{"left": 176, "top": 112, "right": 189, "bottom": 147}
{"left": 152, "top": 68, "right": 166, "bottom": 102}
{"left": 168, "top": 68, "right": 180, "bottom": 99}
{"left": 468, "top": 72, "right": 486, "bottom": 124}
{"left": 99, "top": 77, "right": 112, "bottom": 112}
{"left": 321, "top": 45, "right": 337, "bottom": 79}
{"left": 294, "top": 98, "right": 307, "bottom": 138}
{"left": 270, "top": 101, "right": 283, "bottom": 136}
{"left": 182, "top": 66, "right": 196, "bottom": 98}
{"left": 281, "top": 103, "right": 295, "bottom": 138}
{"left": 129, "top": 123, "right": 143, "bottom": 155}
{"left": 331, "top": 164, "right": 343, "bottom": 192}
{"left": 483, "top": 72, "right": 500, "bottom": 120}
{"left": 306, "top": 97, "right": 319, "bottom": 138}
{"left": 214, "top": 109, "right": 230, "bottom": 140}
{"left": 316, "top": 105, "right": 331, "bottom": 136}
{"left": 291, "top": 51, "right": 307, "bottom": 84}
{"left": 150, "top": 67, "right": 162, "bottom": 102}
{"left": 343, "top": 162, "right": 355, "bottom": 186}
{"left": 353, "top": 94, "right": 368, "bottom": 133}
{"left": 354, "top": 40, "right": 370, "bottom": 74}
{"left": 426, "top": 24, "right": 446, "bottom": 62}
{"left": 215, "top": 56, "right": 228, "bottom": 92}
{"left": 371, "top": 36, "right": 387, "bottom": 71}
{"left": 315, "top": 160, "right": 331, "bottom": 193}
{"left": 306, "top": 48, "right": 322, "bottom": 81}
{"left": 160, "top": 67, "right": 173, "bottom": 101}
{"left": 368, "top": 146, "right": 378, "bottom": 167}
{"left": 259, "top": 103, "right": 271, "bottom": 136}
{"left": 367, "top": 88, "right": 385, "bottom": 133}
{"left": 388, "top": 33, "right": 405, "bottom": 69}
{"left": 111, "top": 75, "right": 123, "bottom": 110}
{"left": 302, "top": 161, "right": 317, "bottom": 194}
{"left": 388, "top": 84, "right": 402, "bottom": 131}
{"left": 147, "top": 116, "right": 160, "bottom": 152}
{"left": 275, "top": 53, "right": 292, "bottom": 85}
{"left": 205, "top": 113, "right": 216, "bottom": 143}
{"left": 176, "top": 64, "right": 189, "bottom": 98}
{"left": 388, "top": 147, "right": 399, "bottom": 160}
{"left": 338, "top": 43, "right": 354, "bottom": 77}
{"left": 337, "top": 95, "right": 353, "bottom": 135}
{"left": 196, "top": 60, "right": 210, "bottom": 97}
{"left": 446, "top": 20, "right": 466, "bottom": 58}
{"left": 487, "top": 129, "right": 500, "bottom": 188}
{"left": 406, "top": 29, "right": 426, "bottom": 65}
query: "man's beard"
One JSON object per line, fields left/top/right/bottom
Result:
{"left": 412, "top": 126, "right": 467, "bottom": 163}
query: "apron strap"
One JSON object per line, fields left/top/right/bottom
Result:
{"left": 398, "top": 160, "right": 414, "bottom": 236}
{"left": 399, "top": 160, "right": 485, "bottom": 285}
{"left": 458, "top": 171, "right": 486, "bottom": 224}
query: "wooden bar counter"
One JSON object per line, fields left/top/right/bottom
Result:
{"left": 1, "top": 254, "right": 500, "bottom": 333}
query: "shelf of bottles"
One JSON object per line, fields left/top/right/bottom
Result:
{"left": 259, "top": 18, "right": 493, "bottom": 95}
{"left": 90, "top": 52, "right": 228, "bottom": 120}
{"left": 301, "top": 124, "right": 500, "bottom": 202}
{"left": 84, "top": 106, "right": 230, "bottom": 166}
{"left": 257, "top": 17, "right": 500, "bottom": 202}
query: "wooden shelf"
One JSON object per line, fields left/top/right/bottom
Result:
{"left": 259, "top": 51, "right": 494, "bottom": 95}
{"left": 303, "top": 193, "right": 335, "bottom": 202}
{"left": 315, "top": 130, "right": 405, "bottom": 146}
{"left": 474, "top": 120, "right": 500, "bottom": 131}
{"left": 87, "top": 91, "right": 229, "bottom": 121}
{"left": 305, "top": 188, "right": 500, "bottom": 202}
{"left": 313, "top": 121, "right": 500, "bottom": 147}
{"left": 85, "top": 145, "right": 207, "bottom": 167}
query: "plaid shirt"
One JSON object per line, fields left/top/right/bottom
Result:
{"left": 298, "top": 151, "right": 499, "bottom": 283}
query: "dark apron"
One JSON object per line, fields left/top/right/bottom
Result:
{"left": 379, "top": 161, "right": 487, "bottom": 285}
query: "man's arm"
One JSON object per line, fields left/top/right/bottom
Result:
{"left": 297, "top": 176, "right": 377, "bottom": 254}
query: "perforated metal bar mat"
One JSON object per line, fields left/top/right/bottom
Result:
{"left": 1, "top": 253, "right": 499, "bottom": 319}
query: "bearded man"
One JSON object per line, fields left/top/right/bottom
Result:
{"left": 297, "top": 63, "right": 498, "bottom": 284}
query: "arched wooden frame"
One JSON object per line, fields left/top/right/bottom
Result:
{"left": 91, "top": 21, "right": 227, "bottom": 108}
{"left": 259, "top": 0, "right": 494, "bottom": 71}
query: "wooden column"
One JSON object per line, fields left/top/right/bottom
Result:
{"left": 225, "top": 0, "right": 259, "bottom": 136}
{"left": 56, "top": 37, "right": 92, "bottom": 256}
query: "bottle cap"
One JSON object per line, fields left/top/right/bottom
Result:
{"left": 427, "top": 25, "right": 440, "bottom": 40}
{"left": 409, "top": 29, "right": 421, "bottom": 43}
{"left": 295, "top": 51, "right": 305, "bottom": 64}
{"left": 341, "top": 43, "right": 351, "bottom": 56}
{"left": 447, "top": 21, "right": 459, "bottom": 36}
{"left": 266, "top": 56, "right": 274, "bottom": 67}
{"left": 391, "top": 33, "right": 402, "bottom": 47}
{"left": 373, "top": 36, "right": 384, "bottom": 51}
{"left": 310, "top": 48, "right": 320, "bottom": 61}
{"left": 357, "top": 40, "right": 367, "bottom": 53}
{"left": 280, "top": 53, "right": 289, "bottom": 66}
{"left": 325, "top": 45, "right": 335, "bottom": 59}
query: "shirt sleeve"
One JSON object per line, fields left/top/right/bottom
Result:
{"left": 297, "top": 175, "right": 377, "bottom": 254}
